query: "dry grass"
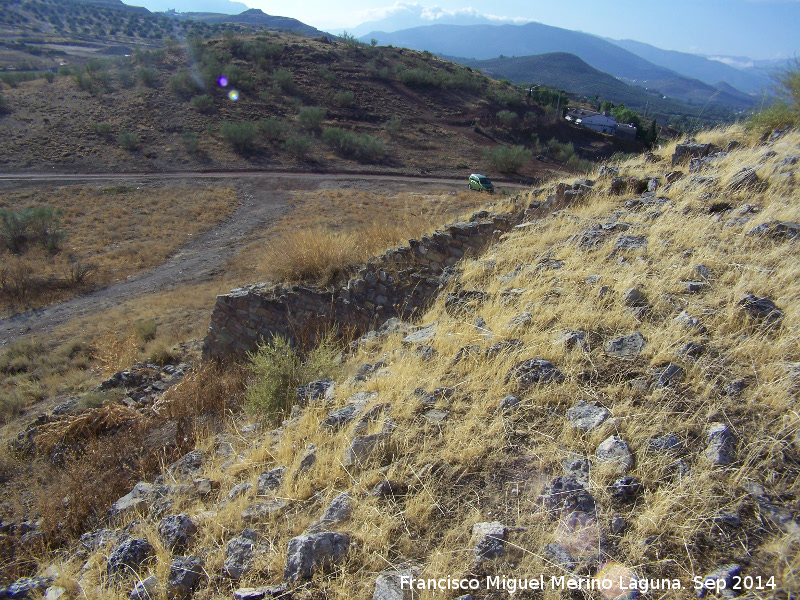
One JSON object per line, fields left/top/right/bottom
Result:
{"left": 8, "top": 128, "right": 800, "bottom": 597}
{"left": 237, "top": 189, "right": 491, "bottom": 284}
{"left": 0, "top": 184, "right": 238, "bottom": 316}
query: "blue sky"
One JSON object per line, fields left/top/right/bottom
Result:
{"left": 240, "top": 0, "right": 799, "bottom": 59}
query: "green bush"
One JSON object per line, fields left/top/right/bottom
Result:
{"left": 747, "top": 60, "right": 800, "bottom": 133}
{"left": 547, "top": 138, "right": 576, "bottom": 162}
{"left": 497, "top": 110, "right": 517, "bottom": 126}
{"left": 0, "top": 93, "right": 11, "bottom": 115}
{"left": 484, "top": 145, "right": 531, "bottom": 173}
{"left": 220, "top": 121, "right": 258, "bottom": 153}
{"left": 285, "top": 135, "right": 311, "bottom": 160}
{"left": 322, "top": 127, "right": 387, "bottom": 163}
{"left": 168, "top": 69, "right": 203, "bottom": 99}
{"left": 190, "top": 94, "right": 214, "bottom": 113}
{"left": 297, "top": 106, "right": 327, "bottom": 133}
{"left": 333, "top": 90, "right": 355, "bottom": 107}
{"left": 258, "top": 117, "right": 287, "bottom": 142}
{"left": 398, "top": 67, "right": 444, "bottom": 88}
{"left": 137, "top": 67, "right": 158, "bottom": 87}
{"left": 118, "top": 130, "right": 140, "bottom": 151}
{"left": 245, "top": 335, "right": 341, "bottom": 420}
{"left": 93, "top": 122, "right": 113, "bottom": 137}
{"left": 118, "top": 69, "right": 135, "bottom": 89}
{"left": 567, "top": 155, "right": 594, "bottom": 173}
{"left": 182, "top": 131, "right": 200, "bottom": 154}
{"left": 384, "top": 115, "right": 402, "bottom": 136}
{"left": 0, "top": 206, "right": 64, "bottom": 254}
{"left": 272, "top": 67, "right": 294, "bottom": 92}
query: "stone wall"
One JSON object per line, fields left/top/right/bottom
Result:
{"left": 202, "top": 211, "right": 523, "bottom": 359}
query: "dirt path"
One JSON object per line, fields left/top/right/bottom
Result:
{"left": 0, "top": 171, "right": 524, "bottom": 346}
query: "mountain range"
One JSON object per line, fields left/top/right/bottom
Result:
{"left": 360, "top": 22, "right": 771, "bottom": 109}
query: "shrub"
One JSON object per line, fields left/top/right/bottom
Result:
{"left": 190, "top": 94, "right": 214, "bottom": 113}
{"left": 272, "top": 67, "right": 294, "bottom": 92}
{"left": 497, "top": 110, "right": 517, "bottom": 126}
{"left": 118, "top": 69, "right": 135, "bottom": 89}
{"left": 547, "top": 138, "right": 576, "bottom": 162}
{"left": 384, "top": 115, "right": 402, "bottom": 136}
{"left": 0, "top": 94, "right": 9, "bottom": 115}
{"left": 93, "top": 122, "right": 113, "bottom": 137}
{"left": 297, "top": 106, "right": 327, "bottom": 133}
{"left": 0, "top": 206, "right": 64, "bottom": 254}
{"left": 245, "top": 335, "right": 341, "bottom": 420}
{"left": 133, "top": 319, "right": 157, "bottom": 343}
{"left": 118, "top": 130, "right": 140, "bottom": 151}
{"left": 484, "top": 145, "right": 531, "bottom": 173}
{"left": 220, "top": 121, "right": 258, "bottom": 153}
{"left": 322, "top": 127, "right": 386, "bottom": 162}
{"left": 747, "top": 59, "right": 800, "bottom": 133}
{"left": 182, "top": 131, "right": 200, "bottom": 153}
{"left": 168, "top": 69, "right": 203, "bottom": 99}
{"left": 258, "top": 117, "right": 287, "bottom": 142}
{"left": 285, "top": 134, "right": 311, "bottom": 160}
{"left": 567, "top": 155, "right": 594, "bottom": 173}
{"left": 398, "top": 67, "right": 444, "bottom": 89}
{"left": 137, "top": 67, "right": 158, "bottom": 87}
{"left": 333, "top": 89, "right": 355, "bottom": 107}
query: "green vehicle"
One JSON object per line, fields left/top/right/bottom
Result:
{"left": 468, "top": 173, "right": 494, "bottom": 193}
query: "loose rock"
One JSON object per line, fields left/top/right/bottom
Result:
{"left": 596, "top": 436, "right": 634, "bottom": 473}
{"left": 566, "top": 401, "right": 610, "bottom": 431}
{"left": 705, "top": 423, "right": 737, "bottom": 465}
{"left": 605, "top": 332, "right": 645, "bottom": 358}
{"left": 284, "top": 532, "right": 350, "bottom": 582}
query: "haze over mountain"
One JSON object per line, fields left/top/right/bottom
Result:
{"left": 605, "top": 38, "right": 772, "bottom": 95}
{"left": 454, "top": 52, "right": 753, "bottom": 115}
{"left": 362, "top": 22, "right": 759, "bottom": 108}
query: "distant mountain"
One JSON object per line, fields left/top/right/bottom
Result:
{"left": 363, "top": 22, "right": 755, "bottom": 109}
{"left": 455, "top": 52, "right": 752, "bottom": 120}
{"left": 175, "top": 9, "right": 329, "bottom": 37}
{"left": 350, "top": 7, "right": 520, "bottom": 38}
{"left": 454, "top": 53, "right": 674, "bottom": 110}
{"left": 607, "top": 38, "right": 771, "bottom": 94}
{"left": 122, "top": 0, "right": 248, "bottom": 14}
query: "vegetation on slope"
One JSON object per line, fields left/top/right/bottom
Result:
{"left": 3, "top": 125, "right": 797, "bottom": 598}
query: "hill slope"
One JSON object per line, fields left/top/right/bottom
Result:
{"left": 0, "top": 28, "right": 639, "bottom": 177}
{"left": 2, "top": 126, "right": 798, "bottom": 599}
{"left": 363, "top": 22, "right": 755, "bottom": 109}
{"left": 454, "top": 52, "right": 712, "bottom": 115}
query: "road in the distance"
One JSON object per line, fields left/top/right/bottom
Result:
{"left": 0, "top": 171, "right": 530, "bottom": 346}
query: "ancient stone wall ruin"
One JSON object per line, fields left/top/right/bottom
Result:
{"left": 202, "top": 212, "right": 524, "bottom": 359}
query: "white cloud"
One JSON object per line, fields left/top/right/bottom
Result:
{"left": 357, "top": 1, "right": 526, "bottom": 25}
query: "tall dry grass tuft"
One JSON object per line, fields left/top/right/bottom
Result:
{"left": 91, "top": 330, "right": 139, "bottom": 376}
{"left": 261, "top": 220, "right": 428, "bottom": 284}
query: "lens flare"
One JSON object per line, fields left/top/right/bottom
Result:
{"left": 217, "top": 76, "right": 228, "bottom": 87}
{"left": 228, "top": 90, "right": 239, "bottom": 101}
{"left": 594, "top": 562, "right": 638, "bottom": 600}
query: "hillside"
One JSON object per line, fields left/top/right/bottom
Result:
{"left": 453, "top": 52, "right": 703, "bottom": 117}
{"left": 362, "top": 23, "right": 756, "bottom": 111}
{"left": 0, "top": 26, "right": 640, "bottom": 178}
{"left": 164, "top": 9, "right": 330, "bottom": 38}
{"left": 0, "top": 125, "right": 798, "bottom": 599}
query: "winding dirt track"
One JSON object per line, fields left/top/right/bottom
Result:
{"left": 0, "top": 171, "right": 526, "bottom": 346}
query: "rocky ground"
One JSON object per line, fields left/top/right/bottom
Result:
{"left": 1, "top": 126, "right": 798, "bottom": 599}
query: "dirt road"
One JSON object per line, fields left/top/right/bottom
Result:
{"left": 0, "top": 171, "right": 527, "bottom": 346}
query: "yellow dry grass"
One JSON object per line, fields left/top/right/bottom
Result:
{"left": 0, "top": 184, "right": 238, "bottom": 315}
{"left": 13, "top": 127, "right": 800, "bottom": 598}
